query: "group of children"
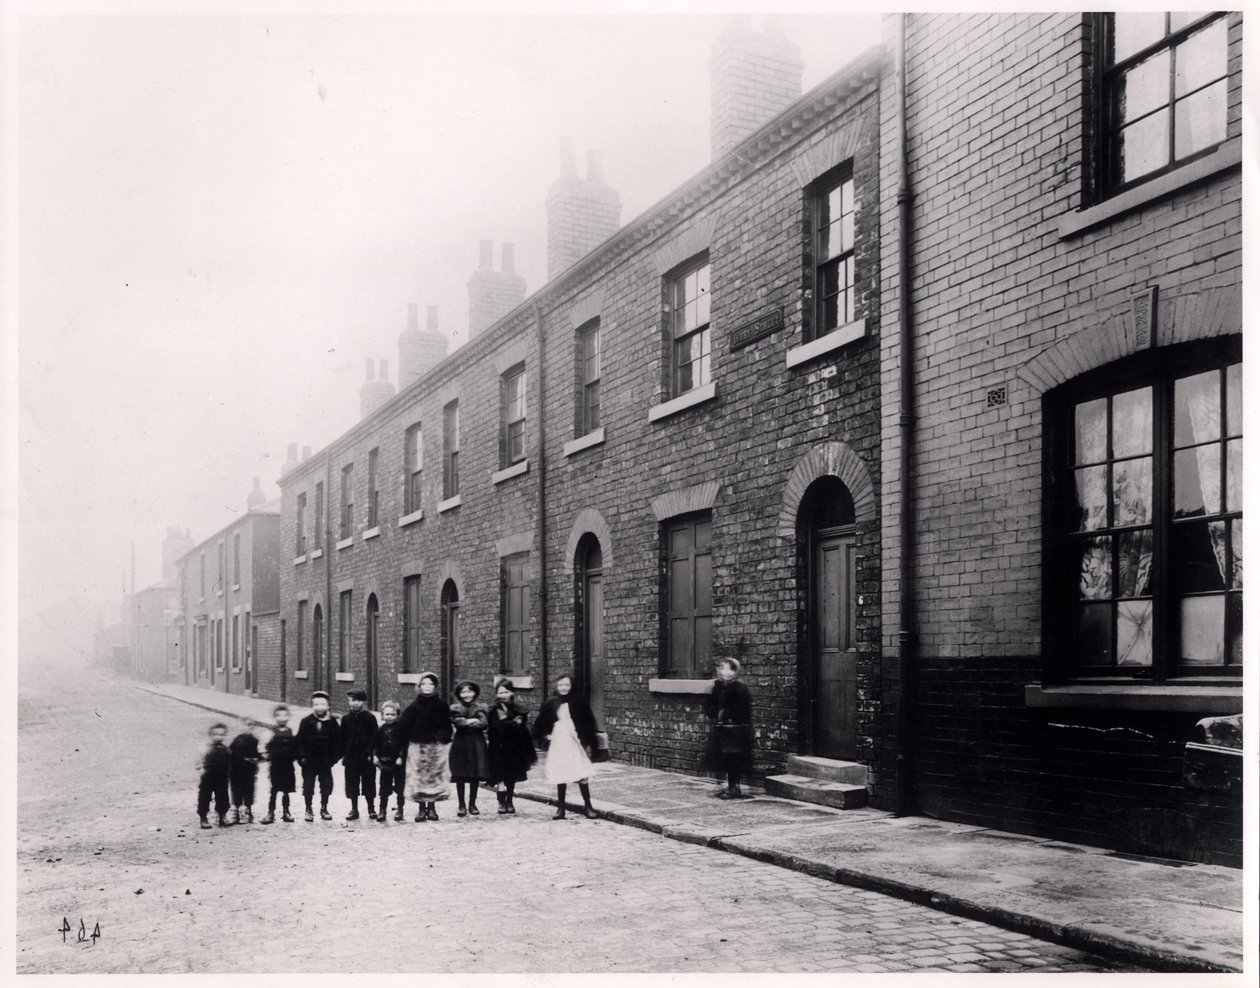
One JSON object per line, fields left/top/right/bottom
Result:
{"left": 195, "top": 674, "right": 599, "bottom": 829}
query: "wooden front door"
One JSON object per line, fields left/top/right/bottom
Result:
{"left": 582, "top": 558, "right": 606, "bottom": 723}
{"left": 366, "top": 596, "right": 379, "bottom": 710}
{"left": 813, "top": 529, "right": 857, "bottom": 759}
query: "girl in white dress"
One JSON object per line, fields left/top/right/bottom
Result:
{"left": 532, "top": 674, "right": 599, "bottom": 820}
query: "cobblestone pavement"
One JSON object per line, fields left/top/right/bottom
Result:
{"left": 16, "top": 666, "right": 1149, "bottom": 974}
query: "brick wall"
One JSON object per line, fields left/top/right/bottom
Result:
{"left": 252, "top": 611, "right": 284, "bottom": 706}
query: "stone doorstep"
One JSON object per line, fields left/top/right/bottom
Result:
{"left": 785, "top": 754, "right": 870, "bottom": 785}
{"left": 763, "top": 774, "right": 869, "bottom": 809}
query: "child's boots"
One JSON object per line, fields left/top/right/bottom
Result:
{"left": 199, "top": 815, "right": 212, "bottom": 830}
{"left": 243, "top": 806, "right": 254, "bottom": 824}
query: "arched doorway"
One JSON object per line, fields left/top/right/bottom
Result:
{"left": 440, "top": 580, "right": 459, "bottom": 695}
{"left": 575, "top": 535, "right": 606, "bottom": 723}
{"left": 365, "top": 594, "right": 380, "bottom": 710}
{"left": 797, "top": 477, "right": 858, "bottom": 759}
{"left": 312, "top": 604, "right": 324, "bottom": 693}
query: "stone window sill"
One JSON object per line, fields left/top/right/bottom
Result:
{"left": 336, "top": 536, "right": 354, "bottom": 551}
{"left": 334, "top": 672, "right": 354, "bottom": 682}
{"left": 398, "top": 509, "right": 424, "bottom": 528}
{"left": 564, "top": 428, "right": 606, "bottom": 458}
{"left": 492, "top": 459, "right": 530, "bottom": 485}
{"left": 216, "top": 590, "right": 224, "bottom": 598}
{"left": 293, "top": 554, "right": 307, "bottom": 566}
{"left": 397, "top": 673, "right": 421, "bottom": 685}
{"left": 1024, "top": 684, "right": 1241, "bottom": 714}
{"left": 498, "top": 675, "right": 533, "bottom": 690}
{"left": 438, "top": 495, "right": 463, "bottom": 514}
{"left": 232, "top": 583, "right": 240, "bottom": 592}
{"left": 1058, "top": 140, "right": 1241, "bottom": 239}
{"left": 310, "top": 548, "right": 324, "bottom": 560}
{"left": 362, "top": 526, "right": 381, "bottom": 541}
{"left": 785, "top": 318, "right": 867, "bottom": 369}
{"left": 294, "top": 670, "right": 309, "bottom": 680}
{"left": 648, "top": 678, "right": 714, "bottom": 695}
{"left": 648, "top": 381, "right": 717, "bottom": 422}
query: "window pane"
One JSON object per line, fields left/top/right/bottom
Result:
{"left": 1225, "top": 363, "right": 1241, "bottom": 435}
{"left": 1075, "top": 603, "right": 1112, "bottom": 665}
{"left": 1224, "top": 439, "right": 1241, "bottom": 513}
{"left": 1118, "top": 528, "right": 1153, "bottom": 597}
{"left": 1116, "top": 600, "right": 1154, "bottom": 666}
{"left": 1120, "top": 110, "right": 1170, "bottom": 182}
{"left": 1226, "top": 593, "right": 1242, "bottom": 665}
{"left": 1169, "top": 11, "right": 1212, "bottom": 33}
{"left": 1113, "top": 456, "right": 1152, "bottom": 527}
{"left": 841, "top": 211, "right": 854, "bottom": 252}
{"left": 1174, "top": 446, "right": 1218, "bottom": 517}
{"left": 1174, "top": 80, "right": 1227, "bottom": 159}
{"left": 1074, "top": 465, "right": 1108, "bottom": 531}
{"left": 1175, "top": 369, "right": 1221, "bottom": 445}
{"left": 822, "top": 292, "right": 839, "bottom": 333}
{"left": 1230, "top": 519, "right": 1242, "bottom": 589}
{"left": 1077, "top": 536, "right": 1112, "bottom": 599}
{"left": 1112, "top": 12, "right": 1166, "bottom": 63}
{"left": 1172, "top": 520, "right": 1228, "bottom": 593}
{"left": 1174, "top": 19, "right": 1227, "bottom": 96}
{"left": 696, "top": 281, "right": 710, "bottom": 327}
{"left": 1180, "top": 595, "right": 1224, "bottom": 665}
{"left": 1119, "top": 52, "right": 1170, "bottom": 122}
{"left": 1075, "top": 398, "right": 1108, "bottom": 463}
{"left": 1112, "top": 387, "right": 1152, "bottom": 457}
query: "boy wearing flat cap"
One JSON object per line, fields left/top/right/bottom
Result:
{"left": 296, "top": 691, "right": 341, "bottom": 822}
{"left": 341, "top": 688, "right": 378, "bottom": 821}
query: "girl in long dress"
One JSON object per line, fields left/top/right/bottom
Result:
{"left": 532, "top": 673, "right": 599, "bottom": 820}
{"left": 487, "top": 679, "right": 537, "bottom": 815}
{"left": 448, "top": 680, "right": 489, "bottom": 817}
{"left": 398, "top": 672, "right": 453, "bottom": 821}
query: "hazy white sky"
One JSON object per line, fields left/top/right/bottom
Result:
{"left": 13, "top": 2, "right": 884, "bottom": 656}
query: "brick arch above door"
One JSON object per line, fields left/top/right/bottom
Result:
{"left": 778, "top": 441, "right": 875, "bottom": 537}
{"left": 562, "top": 508, "right": 614, "bottom": 575}
{"left": 433, "top": 561, "right": 464, "bottom": 602}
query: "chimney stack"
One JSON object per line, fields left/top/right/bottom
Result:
{"left": 708, "top": 16, "right": 804, "bottom": 160}
{"left": 546, "top": 139, "right": 622, "bottom": 280}
{"left": 281, "top": 442, "right": 300, "bottom": 476}
{"left": 301, "top": 445, "right": 312, "bottom": 461}
{"left": 399, "top": 302, "right": 449, "bottom": 389}
{"left": 247, "top": 476, "right": 266, "bottom": 510}
{"left": 467, "top": 241, "right": 527, "bottom": 340}
{"left": 360, "top": 356, "right": 396, "bottom": 419}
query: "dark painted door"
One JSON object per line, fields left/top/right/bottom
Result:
{"left": 584, "top": 570, "right": 606, "bottom": 723}
{"left": 814, "top": 531, "right": 857, "bottom": 759}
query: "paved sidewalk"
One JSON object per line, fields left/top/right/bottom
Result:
{"left": 139, "top": 679, "right": 1246, "bottom": 974}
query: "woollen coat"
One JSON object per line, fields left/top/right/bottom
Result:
{"left": 486, "top": 699, "right": 537, "bottom": 785}
{"left": 702, "top": 678, "right": 754, "bottom": 773}
{"left": 448, "top": 700, "right": 490, "bottom": 781}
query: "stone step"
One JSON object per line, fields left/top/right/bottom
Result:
{"left": 785, "top": 754, "right": 869, "bottom": 785}
{"left": 763, "top": 774, "right": 868, "bottom": 809}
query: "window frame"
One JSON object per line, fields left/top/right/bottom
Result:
{"left": 661, "top": 512, "right": 713, "bottom": 679}
{"left": 664, "top": 253, "right": 712, "bottom": 399}
{"left": 313, "top": 482, "right": 324, "bottom": 550}
{"left": 1095, "top": 11, "right": 1232, "bottom": 198}
{"left": 443, "top": 400, "right": 460, "bottom": 499}
{"left": 296, "top": 600, "right": 307, "bottom": 671}
{"left": 577, "top": 319, "right": 601, "bottom": 437}
{"left": 501, "top": 552, "right": 530, "bottom": 675}
{"left": 233, "top": 532, "right": 241, "bottom": 585}
{"left": 403, "top": 575, "right": 422, "bottom": 674}
{"left": 404, "top": 424, "right": 423, "bottom": 514}
{"left": 339, "top": 590, "right": 352, "bottom": 674}
{"left": 340, "top": 464, "right": 354, "bottom": 539}
{"left": 1044, "top": 336, "right": 1243, "bottom": 685}
{"left": 296, "top": 492, "right": 307, "bottom": 555}
{"left": 367, "top": 447, "right": 380, "bottom": 528}
{"left": 808, "top": 165, "right": 857, "bottom": 341}
{"left": 501, "top": 366, "right": 528, "bottom": 467}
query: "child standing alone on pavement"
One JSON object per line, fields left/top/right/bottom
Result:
{"left": 371, "top": 700, "right": 406, "bottom": 823}
{"left": 703, "top": 657, "right": 754, "bottom": 799}
{"left": 261, "top": 705, "right": 298, "bottom": 824}
{"left": 196, "top": 722, "right": 231, "bottom": 829}
{"left": 449, "top": 680, "right": 489, "bottom": 817}
{"left": 227, "top": 727, "right": 262, "bottom": 824}
{"left": 296, "top": 691, "right": 341, "bottom": 822}
{"left": 340, "top": 688, "right": 378, "bottom": 821}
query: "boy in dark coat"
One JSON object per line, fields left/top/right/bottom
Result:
{"left": 227, "top": 728, "right": 262, "bottom": 824}
{"left": 196, "top": 722, "right": 231, "bottom": 829}
{"left": 370, "top": 700, "right": 406, "bottom": 823}
{"left": 261, "top": 704, "right": 298, "bottom": 824}
{"left": 296, "top": 691, "right": 341, "bottom": 822}
{"left": 341, "top": 688, "right": 379, "bottom": 821}
{"left": 702, "top": 657, "right": 754, "bottom": 799}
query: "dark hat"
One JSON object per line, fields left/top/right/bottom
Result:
{"left": 417, "top": 671, "right": 439, "bottom": 687}
{"left": 454, "top": 680, "right": 480, "bottom": 699}
{"left": 311, "top": 690, "right": 330, "bottom": 701}
{"left": 346, "top": 688, "right": 368, "bottom": 701}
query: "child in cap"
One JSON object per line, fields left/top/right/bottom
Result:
{"left": 487, "top": 678, "right": 537, "bottom": 815}
{"left": 370, "top": 700, "right": 406, "bottom": 823}
{"left": 196, "top": 722, "right": 232, "bottom": 829}
{"left": 341, "top": 688, "right": 378, "bottom": 821}
{"left": 227, "top": 727, "right": 262, "bottom": 824}
{"left": 449, "top": 680, "right": 489, "bottom": 817}
{"left": 296, "top": 691, "right": 341, "bottom": 821}
{"left": 397, "top": 673, "right": 453, "bottom": 821}
{"left": 702, "top": 657, "right": 754, "bottom": 799}
{"left": 261, "top": 705, "right": 298, "bottom": 824}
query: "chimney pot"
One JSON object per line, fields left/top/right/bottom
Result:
{"left": 501, "top": 243, "right": 516, "bottom": 274}
{"left": 559, "top": 136, "right": 577, "bottom": 179}
{"left": 426, "top": 305, "right": 439, "bottom": 330}
{"left": 365, "top": 358, "right": 375, "bottom": 381}
{"left": 407, "top": 302, "right": 419, "bottom": 329}
{"left": 479, "top": 239, "right": 493, "bottom": 269}
{"left": 287, "top": 442, "right": 298, "bottom": 460}
{"left": 302, "top": 445, "right": 312, "bottom": 460}
{"left": 586, "top": 149, "right": 604, "bottom": 185}
{"left": 379, "top": 358, "right": 389, "bottom": 382}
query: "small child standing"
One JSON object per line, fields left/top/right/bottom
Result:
{"left": 227, "top": 728, "right": 262, "bottom": 824}
{"left": 296, "top": 691, "right": 342, "bottom": 822}
{"left": 487, "top": 679, "right": 537, "bottom": 815}
{"left": 196, "top": 722, "right": 231, "bottom": 829}
{"left": 261, "top": 705, "right": 298, "bottom": 824}
{"left": 341, "top": 688, "right": 379, "bottom": 821}
{"left": 449, "top": 680, "right": 489, "bottom": 817}
{"left": 370, "top": 700, "right": 406, "bottom": 823}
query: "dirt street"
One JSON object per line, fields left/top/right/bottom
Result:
{"left": 15, "top": 665, "right": 1145, "bottom": 974}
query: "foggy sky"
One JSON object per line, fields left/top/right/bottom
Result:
{"left": 14, "top": 3, "right": 883, "bottom": 660}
